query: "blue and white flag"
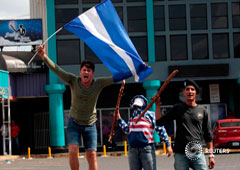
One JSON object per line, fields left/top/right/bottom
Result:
{"left": 63, "top": 0, "right": 152, "bottom": 82}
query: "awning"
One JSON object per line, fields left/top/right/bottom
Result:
{"left": 0, "top": 53, "right": 27, "bottom": 72}
{"left": 0, "top": 51, "right": 47, "bottom": 73}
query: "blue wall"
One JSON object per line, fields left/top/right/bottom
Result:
{"left": 0, "top": 70, "right": 9, "bottom": 88}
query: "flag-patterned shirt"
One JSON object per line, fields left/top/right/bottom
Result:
{"left": 118, "top": 108, "right": 170, "bottom": 148}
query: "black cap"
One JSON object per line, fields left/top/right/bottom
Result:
{"left": 183, "top": 79, "right": 200, "bottom": 94}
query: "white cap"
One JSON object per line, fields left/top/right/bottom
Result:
{"left": 133, "top": 98, "right": 145, "bottom": 107}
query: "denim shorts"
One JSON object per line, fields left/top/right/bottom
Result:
{"left": 67, "top": 117, "right": 97, "bottom": 151}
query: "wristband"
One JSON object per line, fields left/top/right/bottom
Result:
{"left": 208, "top": 154, "right": 214, "bottom": 158}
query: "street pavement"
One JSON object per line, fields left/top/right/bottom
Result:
{"left": 0, "top": 153, "right": 240, "bottom": 170}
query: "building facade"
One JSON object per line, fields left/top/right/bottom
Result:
{"left": 1, "top": 0, "right": 238, "bottom": 153}
{"left": 50, "top": 0, "right": 240, "bottom": 146}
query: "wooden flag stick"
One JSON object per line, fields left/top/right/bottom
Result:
{"left": 108, "top": 80, "right": 125, "bottom": 143}
{"left": 134, "top": 70, "right": 179, "bottom": 124}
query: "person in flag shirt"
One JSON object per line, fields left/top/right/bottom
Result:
{"left": 115, "top": 95, "right": 173, "bottom": 170}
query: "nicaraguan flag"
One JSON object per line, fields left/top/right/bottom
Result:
{"left": 63, "top": 0, "right": 152, "bottom": 82}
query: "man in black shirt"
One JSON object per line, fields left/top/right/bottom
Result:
{"left": 156, "top": 79, "right": 215, "bottom": 170}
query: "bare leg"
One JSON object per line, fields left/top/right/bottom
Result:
{"left": 69, "top": 144, "right": 79, "bottom": 170}
{"left": 86, "top": 150, "right": 98, "bottom": 170}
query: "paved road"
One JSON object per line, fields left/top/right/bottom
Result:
{"left": 0, "top": 153, "right": 240, "bottom": 170}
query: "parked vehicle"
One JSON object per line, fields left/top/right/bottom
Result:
{"left": 212, "top": 119, "right": 240, "bottom": 148}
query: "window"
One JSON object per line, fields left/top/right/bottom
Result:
{"left": 233, "top": 33, "right": 240, "bottom": 58}
{"left": 84, "top": 44, "right": 102, "bottom": 64}
{"left": 170, "top": 35, "right": 187, "bottom": 60}
{"left": 154, "top": 5, "right": 165, "bottom": 31}
{"left": 55, "top": 9, "right": 79, "bottom": 35}
{"left": 155, "top": 36, "right": 166, "bottom": 61}
{"left": 127, "top": 6, "right": 146, "bottom": 32}
{"left": 57, "top": 40, "right": 80, "bottom": 65}
{"left": 115, "top": 7, "right": 124, "bottom": 23}
{"left": 131, "top": 36, "right": 148, "bottom": 61}
{"left": 190, "top": 4, "right": 207, "bottom": 30}
{"left": 82, "top": 0, "right": 100, "bottom": 4}
{"left": 191, "top": 34, "right": 209, "bottom": 60}
{"left": 232, "top": 2, "right": 240, "bottom": 28}
{"left": 211, "top": 3, "right": 228, "bottom": 29}
{"left": 82, "top": 8, "right": 90, "bottom": 13}
{"left": 220, "top": 121, "right": 240, "bottom": 127}
{"left": 55, "top": 0, "right": 78, "bottom": 4}
{"left": 212, "top": 33, "right": 229, "bottom": 59}
{"left": 169, "top": 5, "right": 186, "bottom": 30}
{"left": 127, "top": 0, "right": 145, "bottom": 2}
{"left": 112, "top": 0, "right": 123, "bottom": 2}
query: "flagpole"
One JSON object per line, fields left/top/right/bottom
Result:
{"left": 28, "top": 27, "right": 63, "bottom": 66}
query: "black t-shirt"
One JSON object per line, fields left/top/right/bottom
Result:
{"left": 157, "top": 103, "right": 213, "bottom": 153}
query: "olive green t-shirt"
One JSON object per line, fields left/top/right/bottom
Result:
{"left": 44, "top": 56, "right": 114, "bottom": 125}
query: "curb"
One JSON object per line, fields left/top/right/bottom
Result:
{"left": 0, "top": 155, "right": 22, "bottom": 161}
{"left": 1, "top": 149, "right": 240, "bottom": 161}
{"left": 0, "top": 152, "right": 126, "bottom": 160}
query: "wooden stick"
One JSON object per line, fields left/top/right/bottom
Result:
{"left": 108, "top": 80, "right": 125, "bottom": 143}
{"left": 134, "top": 70, "right": 179, "bottom": 124}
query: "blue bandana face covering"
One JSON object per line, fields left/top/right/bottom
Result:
{"left": 131, "top": 107, "right": 142, "bottom": 119}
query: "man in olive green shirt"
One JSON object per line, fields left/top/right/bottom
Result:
{"left": 37, "top": 45, "right": 114, "bottom": 170}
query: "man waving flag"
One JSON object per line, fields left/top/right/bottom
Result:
{"left": 63, "top": 0, "right": 152, "bottom": 82}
